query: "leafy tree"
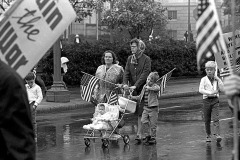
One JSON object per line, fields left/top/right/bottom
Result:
{"left": 0, "top": 0, "right": 104, "bottom": 23}
{"left": 70, "top": 0, "right": 114, "bottom": 22}
{"left": 101, "top": 0, "right": 167, "bottom": 39}
{"left": 70, "top": 0, "right": 97, "bottom": 22}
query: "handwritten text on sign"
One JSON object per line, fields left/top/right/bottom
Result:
{"left": 0, "top": 0, "right": 76, "bottom": 78}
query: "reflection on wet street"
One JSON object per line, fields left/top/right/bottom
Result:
{"left": 36, "top": 112, "right": 234, "bottom": 160}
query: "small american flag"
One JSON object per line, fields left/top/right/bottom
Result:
{"left": 196, "top": 0, "right": 228, "bottom": 70}
{"left": 80, "top": 73, "right": 99, "bottom": 102}
{"left": 157, "top": 68, "right": 175, "bottom": 97}
{"left": 108, "top": 90, "right": 118, "bottom": 105}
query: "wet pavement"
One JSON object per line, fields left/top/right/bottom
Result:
{"left": 36, "top": 95, "right": 235, "bottom": 160}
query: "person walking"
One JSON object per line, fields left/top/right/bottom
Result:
{"left": 123, "top": 38, "right": 151, "bottom": 142}
{"left": 25, "top": 72, "right": 43, "bottom": 142}
{"left": 130, "top": 72, "right": 160, "bottom": 145}
{"left": 0, "top": 60, "right": 36, "bottom": 159}
{"left": 184, "top": 31, "right": 188, "bottom": 42}
{"left": 199, "top": 61, "right": 224, "bottom": 142}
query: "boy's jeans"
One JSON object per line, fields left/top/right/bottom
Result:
{"left": 141, "top": 107, "right": 158, "bottom": 138}
{"left": 202, "top": 98, "right": 220, "bottom": 136}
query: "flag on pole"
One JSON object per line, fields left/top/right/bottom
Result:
{"left": 196, "top": 0, "right": 228, "bottom": 70}
{"left": 220, "top": 65, "right": 240, "bottom": 77}
{"left": 108, "top": 90, "right": 118, "bottom": 105}
{"left": 157, "top": 68, "right": 176, "bottom": 97}
{"left": 80, "top": 73, "right": 99, "bottom": 102}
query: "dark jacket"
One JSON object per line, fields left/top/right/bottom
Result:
{"left": 123, "top": 54, "right": 151, "bottom": 95}
{"left": 0, "top": 61, "right": 35, "bottom": 160}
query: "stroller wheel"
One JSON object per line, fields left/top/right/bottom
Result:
{"left": 102, "top": 138, "right": 109, "bottom": 148}
{"left": 123, "top": 135, "right": 130, "bottom": 144}
{"left": 84, "top": 138, "right": 91, "bottom": 147}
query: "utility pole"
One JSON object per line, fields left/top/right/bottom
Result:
{"left": 188, "top": 0, "right": 191, "bottom": 42}
{"left": 96, "top": 10, "right": 99, "bottom": 40}
{"left": 110, "top": 0, "right": 113, "bottom": 43}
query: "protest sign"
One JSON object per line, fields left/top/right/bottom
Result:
{"left": 215, "top": 30, "right": 240, "bottom": 76}
{"left": 216, "top": 30, "right": 240, "bottom": 70}
{"left": 0, "top": 0, "right": 76, "bottom": 78}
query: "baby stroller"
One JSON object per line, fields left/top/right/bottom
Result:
{"left": 83, "top": 90, "right": 136, "bottom": 148}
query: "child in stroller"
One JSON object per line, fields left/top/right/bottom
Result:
{"left": 83, "top": 103, "right": 130, "bottom": 148}
{"left": 83, "top": 103, "right": 120, "bottom": 130}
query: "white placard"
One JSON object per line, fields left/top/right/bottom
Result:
{"left": 0, "top": 0, "right": 76, "bottom": 78}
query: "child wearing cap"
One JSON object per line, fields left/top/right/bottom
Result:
{"left": 130, "top": 72, "right": 160, "bottom": 145}
{"left": 199, "top": 61, "right": 224, "bottom": 142}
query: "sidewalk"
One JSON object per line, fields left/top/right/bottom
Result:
{"left": 37, "top": 77, "right": 201, "bottom": 114}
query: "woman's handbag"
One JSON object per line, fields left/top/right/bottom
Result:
{"left": 118, "top": 96, "right": 136, "bottom": 113}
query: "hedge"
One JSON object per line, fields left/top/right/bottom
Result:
{"left": 41, "top": 39, "right": 205, "bottom": 87}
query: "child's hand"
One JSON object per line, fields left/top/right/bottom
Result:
{"left": 129, "top": 95, "right": 133, "bottom": 100}
{"left": 123, "top": 85, "right": 129, "bottom": 90}
{"left": 33, "top": 105, "right": 37, "bottom": 110}
{"left": 116, "top": 84, "right": 123, "bottom": 88}
{"left": 129, "top": 86, "right": 136, "bottom": 90}
{"left": 214, "top": 75, "right": 221, "bottom": 81}
{"left": 145, "top": 85, "right": 150, "bottom": 91}
{"left": 211, "top": 90, "right": 218, "bottom": 95}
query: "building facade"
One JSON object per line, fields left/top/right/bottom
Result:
{"left": 0, "top": 0, "right": 230, "bottom": 41}
{"left": 68, "top": 0, "right": 227, "bottom": 41}
{"left": 158, "top": 0, "right": 226, "bottom": 40}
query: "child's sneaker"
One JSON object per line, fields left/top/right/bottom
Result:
{"left": 135, "top": 135, "right": 141, "bottom": 141}
{"left": 206, "top": 136, "right": 211, "bottom": 142}
{"left": 142, "top": 135, "right": 151, "bottom": 144}
{"left": 215, "top": 135, "right": 222, "bottom": 142}
{"left": 148, "top": 137, "right": 157, "bottom": 144}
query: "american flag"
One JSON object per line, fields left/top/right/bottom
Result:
{"left": 220, "top": 65, "right": 240, "bottom": 77}
{"left": 80, "top": 73, "right": 99, "bottom": 102}
{"left": 107, "top": 90, "right": 118, "bottom": 105}
{"left": 196, "top": 0, "right": 228, "bottom": 70}
{"left": 157, "top": 68, "right": 175, "bottom": 97}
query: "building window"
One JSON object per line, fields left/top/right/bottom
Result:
{"left": 168, "top": 30, "right": 177, "bottom": 39}
{"left": 168, "top": 10, "right": 177, "bottom": 20}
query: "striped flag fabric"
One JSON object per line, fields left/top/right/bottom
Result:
{"left": 220, "top": 65, "right": 240, "bottom": 77}
{"left": 80, "top": 73, "right": 99, "bottom": 102}
{"left": 107, "top": 90, "right": 118, "bottom": 105}
{"left": 196, "top": 0, "right": 228, "bottom": 70}
{"left": 157, "top": 68, "right": 175, "bottom": 97}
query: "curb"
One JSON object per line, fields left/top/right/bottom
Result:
{"left": 160, "top": 91, "right": 200, "bottom": 99}
{"left": 37, "top": 91, "right": 200, "bottom": 115}
{"left": 37, "top": 102, "right": 94, "bottom": 114}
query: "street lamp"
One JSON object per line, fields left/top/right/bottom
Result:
{"left": 46, "top": 37, "right": 70, "bottom": 102}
